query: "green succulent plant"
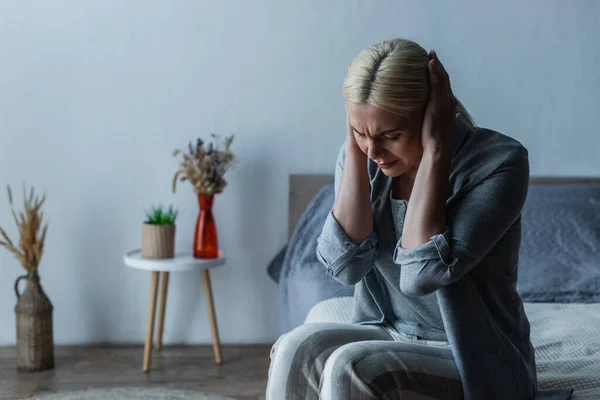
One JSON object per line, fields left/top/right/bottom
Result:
{"left": 144, "top": 204, "right": 178, "bottom": 225}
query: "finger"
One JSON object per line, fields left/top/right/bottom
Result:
{"left": 428, "top": 58, "right": 439, "bottom": 105}
{"left": 433, "top": 51, "right": 452, "bottom": 93}
{"left": 432, "top": 50, "right": 447, "bottom": 78}
{"left": 434, "top": 51, "right": 447, "bottom": 73}
{"left": 433, "top": 54, "right": 457, "bottom": 115}
{"left": 434, "top": 53, "right": 451, "bottom": 95}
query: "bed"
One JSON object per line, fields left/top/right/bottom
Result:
{"left": 267, "top": 174, "right": 600, "bottom": 399}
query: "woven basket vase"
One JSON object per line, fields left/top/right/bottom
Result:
{"left": 14, "top": 275, "right": 55, "bottom": 372}
{"left": 141, "top": 223, "right": 176, "bottom": 258}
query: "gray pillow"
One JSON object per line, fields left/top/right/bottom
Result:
{"left": 267, "top": 244, "right": 287, "bottom": 283}
{"left": 275, "top": 183, "right": 353, "bottom": 333}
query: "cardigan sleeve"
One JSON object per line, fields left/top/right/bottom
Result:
{"left": 394, "top": 146, "right": 530, "bottom": 297}
{"left": 316, "top": 143, "right": 378, "bottom": 285}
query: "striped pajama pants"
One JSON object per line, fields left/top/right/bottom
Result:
{"left": 266, "top": 322, "right": 463, "bottom": 400}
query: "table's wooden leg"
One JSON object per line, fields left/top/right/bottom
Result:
{"left": 201, "top": 269, "right": 223, "bottom": 365}
{"left": 156, "top": 271, "right": 170, "bottom": 350}
{"left": 143, "top": 271, "right": 160, "bottom": 373}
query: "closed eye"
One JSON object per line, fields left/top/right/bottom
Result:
{"left": 353, "top": 130, "right": 367, "bottom": 138}
{"left": 383, "top": 133, "right": 401, "bottom": 141}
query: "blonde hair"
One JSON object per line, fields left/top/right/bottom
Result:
{"left": 343, "top": 38, "right": 475, "bottom": 127}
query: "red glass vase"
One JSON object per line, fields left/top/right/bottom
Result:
{"left": 194, "top": 194, "right": 218, "bottom": 259}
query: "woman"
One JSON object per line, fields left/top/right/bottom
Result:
{"left": 267, "top": 39, "right": 572, "bottom": 400}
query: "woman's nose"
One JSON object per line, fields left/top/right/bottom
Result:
{"left": 367, "top": 142, "right": 383, "bottom": 160}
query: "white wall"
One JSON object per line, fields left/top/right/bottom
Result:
{"left": 1, "top": 0, "right": 599, "bottom": 345}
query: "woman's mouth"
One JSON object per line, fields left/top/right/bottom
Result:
{"left": 377, "top": 160, "right": 398, "bottom": 170}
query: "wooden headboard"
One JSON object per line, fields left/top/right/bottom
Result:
{"left": 288, "top": 174, "right": 334, "bottom": 238}
{"left": 288, "top": 174, "right": 600, "bottom": 238}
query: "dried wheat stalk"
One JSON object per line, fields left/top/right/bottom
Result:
{"left": 0, "top": 184, "right": 49, "bottom": 272}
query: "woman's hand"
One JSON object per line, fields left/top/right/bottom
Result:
{"left": 421, "top": 50, "right": 457, "bottom": 156}
{"left": 401, "top": 51, "right": 455, "bottom": 248}
{"left": 332, "top": 117, "right": 373, "bottom": 245}
{"left": 345, "top": 117, "right": 365, "bottom": 154}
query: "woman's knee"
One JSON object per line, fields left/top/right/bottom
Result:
{"left": 320, "top": 343, "right": 370, "bottom": 399}
{"left": 270, "top": 323, "right": 335, "bottom": 363}
{"left": 321, "top": 342, "right": 365, "bottom": 383}
{"left": 268, "top": 323, "right": 344, "bottom": 399}
{"left": 320, "top": 341, "right": 462, "bottom": 400}
{"left": 321, "top": 341, "right": 405, "bottom": 399}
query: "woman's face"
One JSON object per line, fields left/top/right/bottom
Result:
{"left": 346, "top": 102, "right": 424, "bottom": 178}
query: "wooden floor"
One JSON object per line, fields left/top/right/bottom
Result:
{"left": 0, "top": 345, "right": 271, "bottom": 400}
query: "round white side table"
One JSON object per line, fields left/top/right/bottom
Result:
{"left": 124, "top": 249, "right": 226, "bottom": 372}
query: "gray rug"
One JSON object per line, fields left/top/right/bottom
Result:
{"left": 28, "top": 388, "right": 236, "bottom": 400}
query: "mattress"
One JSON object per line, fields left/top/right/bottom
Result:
{"left": 304, "top": 297, "right": 600, "bottom": 399}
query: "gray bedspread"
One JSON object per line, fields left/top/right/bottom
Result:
{"left": 272, "top": 182, "right": 600, "bottom": 333}
{"left": 517, "top": 184, "right": 600, "bottom": 303}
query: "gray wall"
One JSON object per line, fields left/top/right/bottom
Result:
{"left": 1, "top": 0, "right": 599, "bottom": 345}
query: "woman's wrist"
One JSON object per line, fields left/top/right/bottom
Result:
{"left": 402, "top": 144, "right": 450, "bottom": 248}
{"left": 422, "top": 141, "right": 452, "bottom": 165}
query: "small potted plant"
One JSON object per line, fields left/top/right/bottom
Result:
{"left": 141, "top": 204, "right": 178, "bottom": 259}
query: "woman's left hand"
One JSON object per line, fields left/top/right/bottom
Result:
{"left": 421, "top": 50, "right": 457, "bottom": 156}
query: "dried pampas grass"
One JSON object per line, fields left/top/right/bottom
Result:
{"left": 172, "top": 135, "right": 234, "bottom": 195}
{"left": 0, "top": 184, "right": 48, "bottom": 273}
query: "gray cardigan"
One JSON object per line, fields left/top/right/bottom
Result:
{"left": 316, "top": 118, "right": 573, "bottom": 400}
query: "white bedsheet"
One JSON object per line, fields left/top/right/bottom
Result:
{"left": 304, "top": 298, "right": 600, "bottom": 399}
